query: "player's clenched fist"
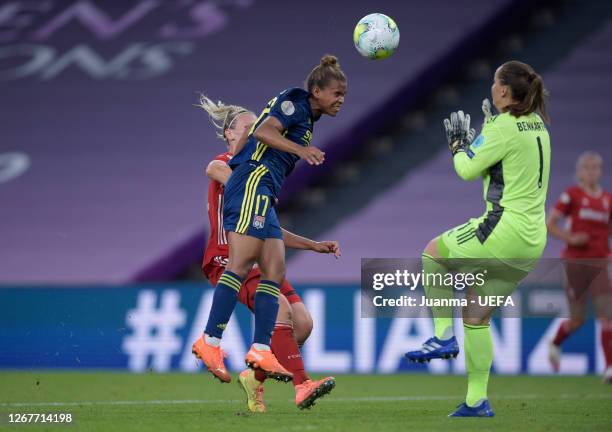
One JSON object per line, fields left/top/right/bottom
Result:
{"left": 299, "top": 146, "right": 325, "bottom": 165}
{"left": 313, "top": 241, "right": 341, "bottom": 258}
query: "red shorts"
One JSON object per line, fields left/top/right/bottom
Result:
{"left": 205, "top": 265, "right": 302, "bottom": 312}
{"left": 563, "top": 259, "right": 611, "bottom": 303}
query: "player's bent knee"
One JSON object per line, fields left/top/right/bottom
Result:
{"left": 226, "top": 255, "right": 258, "bottom": 279}
{"left": 258, "top": 258, "right": 286, "bottom": 283}
{"left": 225, "top": 262, "right": 253, "bottom": 280}
{"left": 292, "top": 303, "right": 313, "bottom": 345}
{"left": 296, "top": 323, "right": 313, "bottom": 346}
{"left": 261, "top": 268, "right": 286, "bottom": 284}
{"left": 424, "top": 237, "right": 440, "bottom": 259}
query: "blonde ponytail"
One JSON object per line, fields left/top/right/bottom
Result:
{"left": 197, "top": 94, "right": 252, "bottom": 140}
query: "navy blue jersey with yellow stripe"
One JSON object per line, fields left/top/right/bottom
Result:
{"left": 229, "top": 87, "right": 314, "bottom": 198}
{"left": 223, "top": 161, "right": 282, "bottom": 240}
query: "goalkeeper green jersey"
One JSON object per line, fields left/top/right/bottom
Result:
{"left": 452, "top": 111, "right": 551, "bottom": 265}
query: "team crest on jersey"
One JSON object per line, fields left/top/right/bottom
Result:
{"left": 253, "top": 215, "right": 266, "bottom": 229}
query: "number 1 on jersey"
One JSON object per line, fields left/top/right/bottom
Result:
{"left": 536, "top": 136, "right": 543, "bottom": 189}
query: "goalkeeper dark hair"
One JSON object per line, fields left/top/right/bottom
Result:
{"left": 498, "top": 60, "right": 549, "bottom": 123}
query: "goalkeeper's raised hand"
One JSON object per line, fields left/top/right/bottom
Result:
{"left": 482, "top": 98, "right": 493, "bottom": 124}
{"left": 443, "top": 110, "right": 475, "bottom": 156}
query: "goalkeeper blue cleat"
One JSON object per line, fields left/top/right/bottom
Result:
{"left": 404, "top": 336, "right": 459, "bottom": 363}
{"left": 448, "top": 400, "right": 495, "bottom": 417}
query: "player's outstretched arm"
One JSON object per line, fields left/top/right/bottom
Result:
{"left": 281, "top": 228, "right": 341, "bottom": 258}
{"left": 206, "top": 160, "right": 232, "bottom": 185}
{"left": 254, "top": 117, "right": 325, "bottom": 165}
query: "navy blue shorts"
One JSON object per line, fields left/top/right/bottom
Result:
{"left": 223, "top": 162, "right": 282, "bottom": 240}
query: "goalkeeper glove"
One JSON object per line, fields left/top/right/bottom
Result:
{"left": 482, "top": 98, "right": 493, "bottom": 124}
{"left": 443, "top": 110, "right": 475, "bottom": 156}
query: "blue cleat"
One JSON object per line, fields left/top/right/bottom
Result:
{"left": 404, "top": 336, "right": 459, "bottom": 363}
{"left": 448, "top": 400, "right": 495, "bottom": 417}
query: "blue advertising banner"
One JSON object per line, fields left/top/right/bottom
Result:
{"left": 0, "top": 284, "right": 605, "bottom": 374}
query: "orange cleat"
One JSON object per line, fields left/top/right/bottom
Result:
{"left": 192, "top": 335, "right": 231, "bottom": 383}
{"left": 295, "top": 377, "right": 336, "bottom": 410}
{"left": 238, "top": 369, "right": 266, "bottom": 413}
{"left": 245, "top": 345, "right": 293, "bottom": 382}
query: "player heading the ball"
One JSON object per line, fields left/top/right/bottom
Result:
{"left": 193, "top": 55, "right": 347, "bottom": 384}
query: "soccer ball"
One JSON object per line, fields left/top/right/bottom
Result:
{"left": 353, "top": 13, "right": 400, "bottom": 60}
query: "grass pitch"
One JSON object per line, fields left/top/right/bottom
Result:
{"left": 0, "top": 372, "right": 610, "bottom": 431}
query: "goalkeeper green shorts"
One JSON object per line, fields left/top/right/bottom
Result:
{"left": 437, "top": 219, "right": 489, "bottom": 260}
{"left": 435, "top": 218, "right": 530, "bottom": 295}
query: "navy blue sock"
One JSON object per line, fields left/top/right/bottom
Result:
{"left": 253, "top": 280, "right": 281, "bottom": 345}
{"left": 204, "top": 270, "right": 243, "bottom": 338}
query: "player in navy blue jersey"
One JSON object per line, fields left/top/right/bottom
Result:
{"left": 192, "top": 55, "right": 347, "bottom": 382}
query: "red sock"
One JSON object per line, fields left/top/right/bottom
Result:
{"left": 271, "top": 323, "right": 309, "bottom": 386}
{"left": 254, "top": 368, "right": 267, "bottom": 383}
{"left": 601, "top": 320, "right": 612, "bottom": 368}
{"left": 552, "top": 320, "right": 574, "bottom": 346}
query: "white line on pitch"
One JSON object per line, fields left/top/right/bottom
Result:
{"left": 1, "top": 393, "right": 610, "bottom": 408}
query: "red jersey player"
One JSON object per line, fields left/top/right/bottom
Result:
{"left": 546, "top": 151, "right": 611, "bottom": 383}
{"left": 196, "top": 95, "right": 340, "bottom": 410}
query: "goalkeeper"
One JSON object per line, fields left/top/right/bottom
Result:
{"left": 404, "top": 61, "right": 551, "bottom": 417}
